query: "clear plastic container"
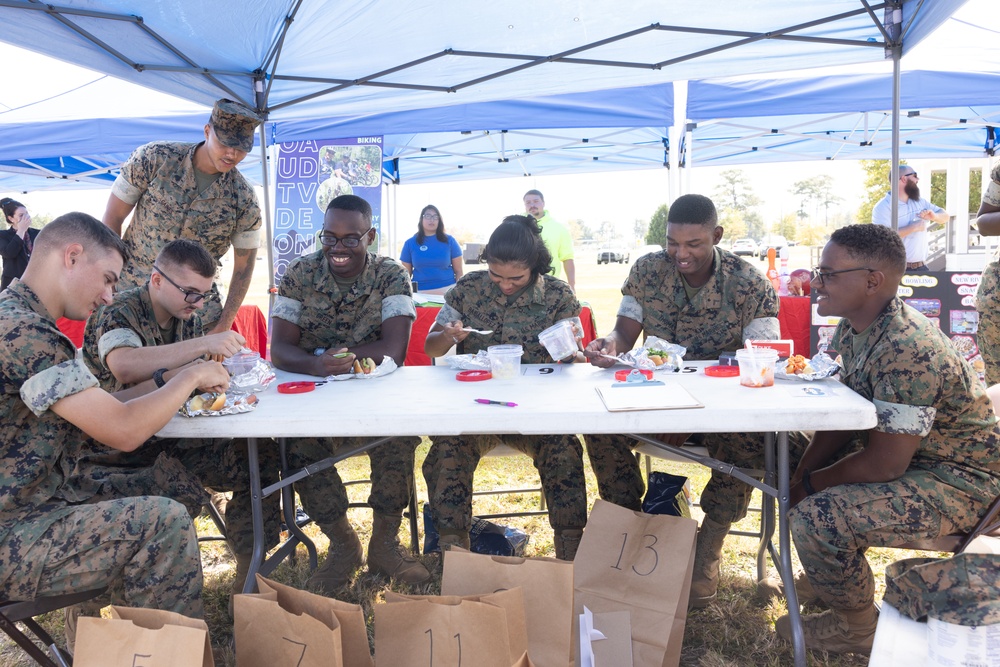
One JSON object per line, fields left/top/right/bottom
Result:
{"left": 736, "top": 348, "right": 778, "bottom": 388}
{"left": 487, "top": 344, "right": 524, "bottom": 379}
{"left": 538, "top": 319, "right": 579, "bottom": 361}
{"left": 222, "top": 349, "right": 261, "bottom": 376}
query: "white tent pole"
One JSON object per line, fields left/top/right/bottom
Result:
{"left": 889, "top": 4, "right": 902, "bottom": 231}
{"left": 257, "top": 122, "right": 275, "bottom": 312}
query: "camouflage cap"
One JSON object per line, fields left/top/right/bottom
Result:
{"left": 210, "top": 99, "right": 263, "bottom": 153}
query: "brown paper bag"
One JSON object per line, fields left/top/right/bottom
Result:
{"left": 74, "top": 606, "right": 213, "bottom": 667}
{"left": 442, "top": 548, "right": 574, "bottom": 667}
{"left": 573, "top": 499, "right": 697, "bottom": 667}
{"left": 385, "top": 588, "right": 529, "bottom": 663}
{"left": 234, "top": 574, "right": 373, "bottom": 667}
{"left": 374, "top": 597, "right": 512, "bottom": 667}
{"left": 511, "top": 651, "right": 537, "bottom": 667}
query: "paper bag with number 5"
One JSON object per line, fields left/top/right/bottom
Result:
{"left": 573, "top": 499, "right": 697, "bottom": 667}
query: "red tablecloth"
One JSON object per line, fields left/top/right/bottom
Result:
{"left": 232, "top": 304, "right": 269, "bottom": 359}
{"left": 405, "top": 304, "right": 597, "bottom": 366}
{"left": 778, "top": 296, "right": 811, "bottom": 357}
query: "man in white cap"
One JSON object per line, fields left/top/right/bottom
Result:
{"left": 102, "top": 98, "right": 264, "bottom": 333}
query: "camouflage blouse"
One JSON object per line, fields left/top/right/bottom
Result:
{"left": 617, "top": 247, "right": 779, "bottom": 360}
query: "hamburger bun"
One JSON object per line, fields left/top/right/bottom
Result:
{"left": 210, "top": 393, "right": 227, "bottom": 411}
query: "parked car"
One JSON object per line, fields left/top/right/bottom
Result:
{"left": 731, "top": 238, "right": 759, "bottom": 257}
{"left": 597, "top": 246, "right": 630, "bottom": 264}
{"left": 759, "top": 234, "right": 789, "bottom": 256}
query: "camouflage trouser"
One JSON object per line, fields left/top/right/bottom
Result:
{"left": 0, "top": 497, "right": 203, "bottom": 617}
{"left": 790, "top": 469, "right": 997, "bottom": 611}
{"left": 422, "top": 434, "right": 587, "bottom": 532}
{"left": 975, "top": 261, "right": 1000, "bottom": 386}
{"left": 584, "top": 431, "right": 807, "bottom": 524}
{"left": 76, "top": 437, "right": 282, "bottom": 557}
{"left": 285, "top": 436, "right": 420, "bottom": 536}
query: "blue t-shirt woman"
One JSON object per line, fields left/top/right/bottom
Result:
{"left": 400, "top": 205, "right": 464, "bottom": 291}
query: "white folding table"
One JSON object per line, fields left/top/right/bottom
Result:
{"left": 159, "top": 361, "right": 876, "bottom": 667}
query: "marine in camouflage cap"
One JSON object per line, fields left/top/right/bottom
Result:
{"left": 210, "top": 98, "right": 264, "bottom": 153}
{"left": 775, "top": 224, "right": 1000, "bottom": 655}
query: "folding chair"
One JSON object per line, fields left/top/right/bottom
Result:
{"left": 0, "top": 587, "right": 106, "bottom": 667}
{"left": 897, "top": 493, "right": 1000, "bottom": 554}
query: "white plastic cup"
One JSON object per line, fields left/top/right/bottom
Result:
{"left": 487, "top": 344, "right": 524, "bottom": 379}
{"left": 736, "top": 348, "right": 778, "bottom": 388}
{"left": 538, "top": 320, "right": 579, "bottom": 361}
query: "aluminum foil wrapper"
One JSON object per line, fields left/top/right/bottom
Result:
{"left": 444, "top": 351, "right": 492, "bottom": 371}
{"left": 229, "top": 359, "right": 277, "bottom": 393}
{"left": 181, "top": 391, "right": 259, "bottom": 417}
{"left": 626, "top": 336, "right": 687, "bottom": 371}
{"left": 327, "top": 356, "right": 398, "bottom": 381}
{"left": 774, "top": 352, "right": 840, "bottom": 381}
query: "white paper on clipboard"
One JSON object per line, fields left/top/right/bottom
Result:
{"left": 595, "top": 383, "right": 703, "bottom": 411}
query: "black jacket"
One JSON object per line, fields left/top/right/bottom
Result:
{"left": 0, "top": 227, "right": 40, "bottom": 291}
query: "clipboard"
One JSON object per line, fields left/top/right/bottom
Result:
{"left": 595, "top": 383, "right": 703, "bottom": 411}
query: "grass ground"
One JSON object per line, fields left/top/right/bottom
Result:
{"left": 0, "top": 441, "right": 939, "bottom": 667}
{"left": 1, "top": 245, "right": 930, "bottom": 665}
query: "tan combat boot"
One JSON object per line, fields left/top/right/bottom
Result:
{"left": 756, "top": 570, "right": 825, "bottom": 608}
{"left": 368, "top": 513, "right": 431, "bottom": 584}
{"left": 775, "top": 603, "right": 879, "bottom": 655}
{"left": 306, "top": 515, "right": 364, "bottom": 593}
{"left": 229, "top": 553, "right": 253, "bottom": 616}
{"left": 554, "top": 528, "right": 583, "bottom": 561}
{"left": 438, "top": 528, "right": 471, "bottom": 552}
{"left": 688, "top": 517, "right": 731, "bottom": 609}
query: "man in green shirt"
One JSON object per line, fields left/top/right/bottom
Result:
{"left": 524, "top": 189, "right": 575, "bottom": 291}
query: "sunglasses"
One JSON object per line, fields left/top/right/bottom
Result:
{"left": 153, "top": 265, "right": 213, "bottom": 304}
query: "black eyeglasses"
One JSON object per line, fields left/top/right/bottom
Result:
{"left": 317, "top": 228, "right": 372, "bottom": 248}
{"left": 811, "top": 266, "right": 875, "bottom": 286}
{"left": 153, "top": 265, "right": 212, "bottom": 304}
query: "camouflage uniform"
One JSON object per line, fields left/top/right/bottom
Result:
{"left": 585, "top": 248, "right": 807, "bottom": 524}
{"left": 422, "top": 271, "right": 588, "bottom": 533}
{"left": 66, "top": 285, "right": 281, "bottom": 557}
{"left": 0, "top": 281, "right": 202, "bottom": 615}
{"left": 273, "top": 251, "right": 419, "bottom": 533}
{"left": 111, "top": 141, "right": 261, "bottom": 326}
{"left": 975, "top": 160, "right": 1000, "bottom": 386}
{"left": 791, "top": 298, "right": 1000, "bottom": 611}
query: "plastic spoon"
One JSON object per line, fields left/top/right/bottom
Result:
{"left": 744, "top": 339, "right": 763, "bottom": 387}
{"left": 461, "top": 327, "right": 494, "bottom": 334}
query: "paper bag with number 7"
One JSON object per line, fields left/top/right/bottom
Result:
{"left": 234, "top": 574, "right": 373, "bottom": 667}
{"left": 573, "top": 499, "right": 697, "bottom": 667}
{"left": 374, "top": 597, "right": 512, "bottom": 667}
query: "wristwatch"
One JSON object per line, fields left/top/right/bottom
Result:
{"left": 153, "top": 368, "right": 168, "bottom": 388}
{"left": 802, "top": 469, "right": 817, "bottom": 496}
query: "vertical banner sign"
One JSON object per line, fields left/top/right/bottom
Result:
{"left": 810, "top": 271, "right": 985, "bottom": 384}
{"left": 273, "top": 136, "right": 383, "bottom": 283}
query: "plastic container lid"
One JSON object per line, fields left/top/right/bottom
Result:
{"left": 456, "top": 370, "right": 492, "bottom": 382}
{"left": 705, "top": 364, "right": 740, "bottom": 377}
{"left": 616, "top": 368, "right": 654, "bottom": 381}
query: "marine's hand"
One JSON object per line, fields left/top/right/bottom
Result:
{"left": 317, "top": 348, "right": 356, "bottom": 376}
{"left": 203, "top": 331, "right": 246, "bottom": 359}
{"left": 442, "top": 320, "right": 469, "bottom": 346}
{"left": 584, "top": 337, "right": 617, "bottom": 367}
{"left": 178, "top": 360, "right": 229, "bottom": 394}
